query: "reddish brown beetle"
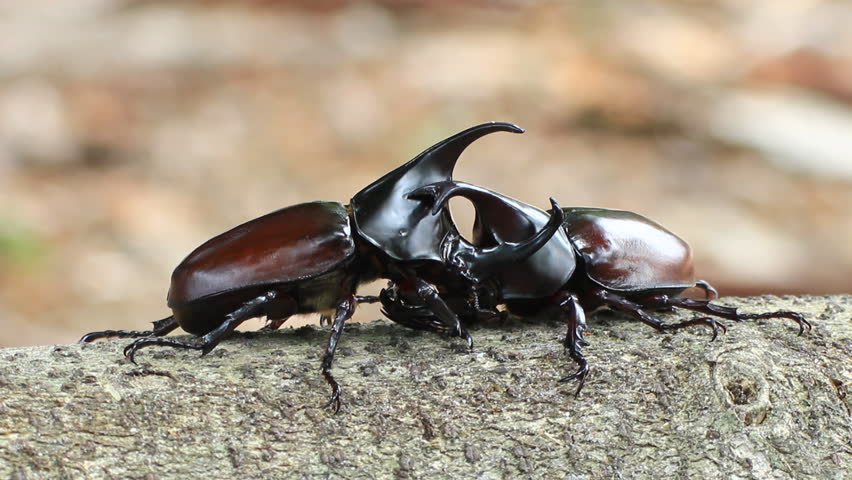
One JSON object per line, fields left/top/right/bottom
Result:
{"left": 390, "top": 180, "right": 811, "bottom": 394}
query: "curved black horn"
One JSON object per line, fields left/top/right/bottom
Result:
{"left": 406, "top": 122, "right": 524, "bottom": 177}
{"left": 466, "top": 198, "right": 564, "bottom": 280}
{"left": 355, "top": 122, "right": 523, "bottom": 204}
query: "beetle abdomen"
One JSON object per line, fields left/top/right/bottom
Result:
{"left": 168, "top": 201, "right": 355, "bottom": 307}
{"left": 563, "top": 207, "right": 694, "bottom": 291}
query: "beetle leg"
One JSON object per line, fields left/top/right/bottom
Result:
{"left": 319, "top": 295, "right": 379, "bottom": 327}
{"left": 379, "top": 288, "right": 451, "bottom": 335}
{"left": 123, "top": 291, "right": 282, "bottom": 362}
{"left": 378, "top": 288, "right": 501, "bottom": 339}
{"left": 375, "top": 286, "right": 459, "bottom": 337}
{"left": 384, "top": 313, "right": 450, "bottom": 336}
{"left": 642, "top": 295, "right": 811, "bottom": 336}
{"left": 694, "top": 280, "right": 719, "bottom": 300}
{"left": 556, "top": 294, "right": 590, "bottom": 396}
{"left": 383, "top": 264, "right": 472, "bottom": 347}
{"left": 320, "top": 294, "right": 357, "bottom": 414}
{"left": 355, "top": 295, "right": 380, "bottom": 304}
{"left": 123, "top": 336, "right": 204, "bottom": 363}
{"left": 404, "top": 278, "right": 472, "bottom": 349}
{"left": 319, "top": 296, "right": 377, "bottom": 327}
{"left": 261, "top": 316, "right": 290, "bottom": 331}
{"left": 600, "top": 291, "right": 728, "bottom": 338}
{"left": 79, "top": 315, "right": 179, "bottom": 343}
{"left": 198, "top": 291, "right": 283, "bottom": 355}
{"left": 467, "top": 288, "right": 505, "bottom": 322}
{"left": 376, "top": 282, "right": 479, "bottom": 348}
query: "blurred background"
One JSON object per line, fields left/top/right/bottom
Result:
{"left": 1, "top": 0, "right": 851, "bottom": 347}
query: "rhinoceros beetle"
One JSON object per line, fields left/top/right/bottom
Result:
{"left": 80, "top": 122, "right": 565, "bottom": 412}
{"left": 386, "top": 180, "right": 812, "bottom": 394}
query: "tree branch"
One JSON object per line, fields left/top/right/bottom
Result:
{"left": 1, "top": 296, "right": 850, "bottom": 479}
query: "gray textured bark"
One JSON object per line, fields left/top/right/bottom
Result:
{"left": 0, "top": 295, "right": 850, "bottom": 480}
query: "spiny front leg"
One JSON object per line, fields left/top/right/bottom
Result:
{"left": 412, "top": 278, "right": 473, "bottom": 349}
{"left": 383, "top": 265, "right": 472, "bottom": 348}
{"left": 320, "top": 295, "right": 357, "bottom": 414}
{"left": 80, "top": 316, "right": 179, "bottom": 343}
{"left": 377, "top": 286, "right": 452, "bottom": 335}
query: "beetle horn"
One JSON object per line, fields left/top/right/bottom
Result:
{"left": 350, "top": 123, "right": 524, "bottom": 263}
{"left": 466, "top": 197, "right": 564, "bottom": 280}
{"left": 411, "top": 122, "right": 524, "bottom": 175}
{"left": 355, "top": 122, "right": 524, "bottom": 200}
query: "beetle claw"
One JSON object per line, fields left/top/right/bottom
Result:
{"left": 708, "top": 317, "right": 727, "bottom": 341}
{"left": 324, "top": 386, "right": 342, "bottom": 414}
{"left": 734, "top": 310, "right": 812, "bottom": 335}
{"left": 687, "top": 316, "right": 728, "bottom": 342}
{"left": 793, "top": 314, "right": 811, "bottom": 336}
{"left": 559, "top": 359, "right": 589, "bottom": 397}
{"left": 123, "top": 342, "right": 141, "bottom": 365}
{"left": 125, "top": 350, "right": 138, "bottom": 365}
{"left": 81, "top": 330, "right": 145, "bottom": 343}
{"left": 460, "top": 330, "right": 474, "bottom": 351}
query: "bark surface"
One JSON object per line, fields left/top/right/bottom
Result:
{"left": 0, "top": 295, "right": 850, "bottom": 479}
